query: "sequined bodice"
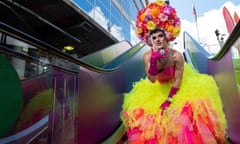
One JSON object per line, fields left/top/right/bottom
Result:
{"left": 157, "top": 66, "right": 175, "bottom": 83}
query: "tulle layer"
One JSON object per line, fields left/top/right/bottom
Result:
{"left": 121, "top": 64, "right": 227, "bottom": 144}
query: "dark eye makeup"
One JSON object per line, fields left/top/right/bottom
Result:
{"left": 152, "top": 34, "right": 164, "bottom": 40}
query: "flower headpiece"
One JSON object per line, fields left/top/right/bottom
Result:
{"left": 136, "top": 0, "right": 181, "bottom": 45}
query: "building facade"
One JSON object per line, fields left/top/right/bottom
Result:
{"left": 72, "top": 0, "right": 148, "bottom": 45}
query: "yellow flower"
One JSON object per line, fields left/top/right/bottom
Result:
{"left": 146, "top": 21, "right": 156, "bottom": 30}
{"left": 155, "top": 0, "right": 165, "bottom": 6}
{"left": 173, "top": 26, "right": 181, "bottom": 36}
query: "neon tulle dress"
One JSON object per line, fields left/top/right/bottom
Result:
{"left": 121, "top": 63, "right": 227, "bottom": 144}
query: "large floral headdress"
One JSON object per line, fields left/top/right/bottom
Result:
{"left": 136, "top": 0, "right": 181, "bottom": 45}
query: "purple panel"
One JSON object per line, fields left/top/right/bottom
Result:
{"left": 48, "top": 69, "right": 79, "bottom": 144}
{"left": 76, "top": 68, "right": 124, "bottom": 143}
{"left": 208, "top": 51, "right": 240, "bottom": 143}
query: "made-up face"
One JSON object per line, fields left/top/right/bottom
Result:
{"left": 150, "top": 31, "right": 168, "bottom": 50}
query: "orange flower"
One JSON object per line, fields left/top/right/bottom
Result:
{"left": 149, "top": 8, "right": 160, "bottom": 18}
{"left": 140, "top": 13, "right": 146, "bottom": 21}
{"left": 167, "top": 25, "right": 174, "bottom": 33}
{"left": 137, "top": 28, "right": 143, "bottom": 34}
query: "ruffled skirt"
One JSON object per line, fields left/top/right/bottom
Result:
{"left": 121, "top": 63, "right": 227, "bottom": 144}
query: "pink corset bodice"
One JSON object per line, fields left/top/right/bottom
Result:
{"left": 157, "top": 66, "right": 175, "bottom": 83}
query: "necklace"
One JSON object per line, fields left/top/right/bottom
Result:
{"left": 158, "top": 49, "right": 170, "bottom": 64}
{"left": 159, "top": 56, "right": 168, "bottom": 64}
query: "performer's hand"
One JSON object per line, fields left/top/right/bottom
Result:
{"left": 160, "top": 87, "right": 179, "bottom": 114}
{"left": 148, "top": 51, "right": 160, "bottom": 76}
{"left": 152, "top": 49, "right": 169, "bottom": 59}
{"left": 148, "top": 50, "right": 169, "bottom": 76}
{"left": 151, "top": 50, "right": 161, "bottom": 59}
{"left": 160, "top": 100, "right": 171, "bottom": 114}
{"left": 168, "top": 87, "right": 179, "bottom": 98}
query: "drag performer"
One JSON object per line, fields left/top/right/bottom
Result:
{"left": 121, "top": 0, "right": 227, "bottom": 143}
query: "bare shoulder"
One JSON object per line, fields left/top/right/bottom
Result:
{"left": 144, "top": 50, "right": 151, "bottom": 57}
{"left": 144, "top": 50, "right": 151, "bottom": 61}
{"left": 172, "top": 49, "right": 184, "bottom": 63}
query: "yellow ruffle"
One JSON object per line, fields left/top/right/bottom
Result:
{"left": 121, "top": 63, "right": 227, "bottom": 143}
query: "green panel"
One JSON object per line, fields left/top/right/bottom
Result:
{"left": 0, "top": 54, "right": 23, "bottom": 137}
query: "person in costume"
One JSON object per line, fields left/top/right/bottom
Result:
{"left": 121, "top": 0, "right": 228, "bottom": 143}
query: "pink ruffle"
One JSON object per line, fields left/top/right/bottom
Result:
{"left": 122, "top": 100, "right": 226, "bottom": 144}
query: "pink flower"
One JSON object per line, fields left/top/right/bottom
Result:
{"left": 159, "top": 13, "right": 168, "bottom": 22}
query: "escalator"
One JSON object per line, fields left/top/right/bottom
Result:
{"left": 0, "top": 20, "right": 149, "bottom": 143}
{"left": 80, "top": 41, "right": 146, "bottom": 70}
{"left": 0, "top": 0, "right": 150, "bottom": 143}
{"left": 183, "top": 21, "right": 240, "bottom": 143}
